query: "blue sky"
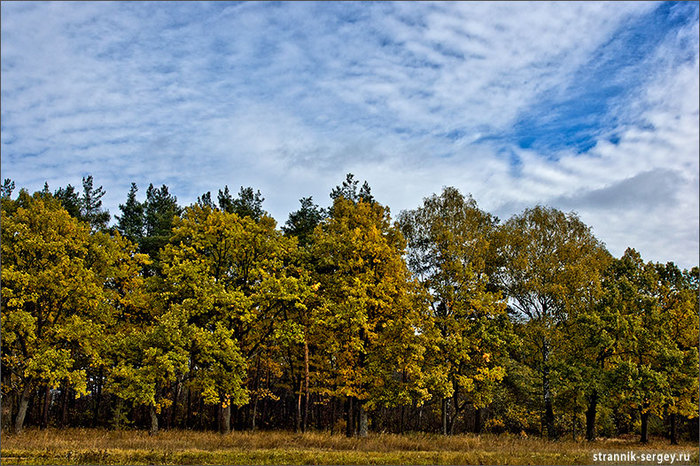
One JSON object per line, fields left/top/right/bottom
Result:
{"left": 2, "top": 1, "right": 698, "bottom": 268}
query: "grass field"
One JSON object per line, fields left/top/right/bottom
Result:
{"left": 1, "top": 428, "right": 697, "bottom": 465}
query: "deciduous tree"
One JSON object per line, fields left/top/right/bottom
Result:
{"left": 1, "top": 191, "right": 145, "bottom": 432}
{"left": 398, "top": 187, "right": 512, "bottom": 435}
{"left": 159, "top": 205, "right": 305, "bottom": 433}
{"left": 312, "top": 195, "right": 427, "bottom": 437}
{"left": 605, "top": 250, "right": 698, "bottom": 443}
{"left": 495, "top": 206, "right": 609, "bottom": 439}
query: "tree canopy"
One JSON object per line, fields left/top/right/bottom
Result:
{"left": 1, "top": 176, "right": 697, "bottom": 443}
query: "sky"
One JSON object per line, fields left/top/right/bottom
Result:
{"left": 1, "top": 1, "right": 698, "bottom": 269}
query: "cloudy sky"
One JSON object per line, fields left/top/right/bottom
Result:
{"left": 2, "top": 1, "right": 698, "bottom": 268}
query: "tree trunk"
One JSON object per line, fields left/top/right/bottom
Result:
{"left": 544, "top": 395, "right": 555, "bottom": 439}
{"left": 92, "top": 370, "right": 103, "bottom": 427}
{"left": 586, "top": 389, "right": 598, "bottom": 441}
{"left": 14, "top": 381, "right": 33, "bottom": 433}
{"left": 260, "top": 394, "right": 269, "bottom": 429}
{"left": 40, "top": 385, "right": 51, "bottom": 429}
{"left": 60, "top": 384, "right": 70, "bottom": 427}
{"left": 149, "top": 405, "right": 159, "bottom": 435}
{"left": 358, "top": 401, "right": 368, "bottom": 437}
{"left": 330, "top": 397, "right": 336, "bottom": 435}
{"left": 198, "top": 395, "right": 205, "bottom": 429}
{"left": 170, "top": 379, "right": 180, "bottom": 429}
{"left": 316, "top": 394, "right": 322, "bottom": 430}
{"left": 112, "top": 397, "right": 124, "bottom": 429}
{"left": 303, "top": 340, "right": 310, "bottom": 433}
{"left": 220, "top": 401, "right": 231, "bottom": 434}
{"left": 418, "top": 405, "right": 423, "bottom": 432}
{"left": 542, "top": 339, "right": 556, "bottom": 439}
{"left": 669, "top": 413, "right": 678, "bottom": 445}
{"left": 346, "top": 396, "right": 354, "bottom": 437}
{"left": 474, "top": 407, "right": 482, "bottom": 434}
{"left": 296, "top": 377, "right": 302, "bottom": 432}
{"left": 242, "top": 402, "right": 249, "bottom": 430}
{"left": 441, "top": 398, "right": 449, "bottom": 435}
{"left": 1, "top": 389, "right": 14, "bottom": 432}
{"left": 451, "top": 388, "right": 461, "bottom": 435}
{"left": 252, "top": 394, "right": 258, "bottom": 430}
{"left": 251, "top": 356, "right": 261, "bottom": 430}
{"left": 186, "top": 385, "right": 192, "bottom": 429}
{"left": 185, "top": 359, "right": 194, "bottom": 428}
{"left": 640, "top": 410, "right": 649, "bottom": 443}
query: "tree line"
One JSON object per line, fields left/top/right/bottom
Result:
{"left": 1, "top": 174, "right": 697, "bottom": 443}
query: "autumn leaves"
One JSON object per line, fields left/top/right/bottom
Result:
{"left": 1, "top": 180, "right": 697, "bottom": 442}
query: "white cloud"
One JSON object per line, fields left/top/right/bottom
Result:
{"left": 1, "top": 1, "right": 697, "bottom": 268}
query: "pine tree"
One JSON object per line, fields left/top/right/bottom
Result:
{"left": 54, "top": 184, "right": 81, "bottom": 219}
{"left": 80, "top": 175, "right": 111, "bottom": 231}
{"left": 283, "top": 197, "right": 325, "bottom": 248}
{"left": 330, "top": 173, "right": 374, "bottom": 204}
{"left": 196, "top": 191, "right": 214, "bottom": 209}
{"left": 115, "top": 183, "right": 145, "bottom": 245}
{"left": 330, "top": 173, "right": 358, "bottom": 201}
{"left": 142, "top": 184, "right": 182, "bottom": 261}
{"left": 217, "top": 185, "right": 234, "bottom": 213}
{"left": 1, "top": 178, "right": 15, "bottom": 198}
{"left": 232, "top": 186, "right": 266, "bottom": 220}
{"left": 216, "top": 185, "right": 267, "bottom": 220}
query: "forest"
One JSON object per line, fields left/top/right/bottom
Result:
{"left": 1, "top": 173, "right": 698, "bottom": 445}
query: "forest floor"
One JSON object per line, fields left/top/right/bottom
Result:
{"left": 1, "top": 428, "right": 698, "bottom": 465}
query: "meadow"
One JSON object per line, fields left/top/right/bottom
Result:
{"left": 2, "top": 428, "right": 698, "bottom": 465}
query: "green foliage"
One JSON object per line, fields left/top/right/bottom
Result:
{"left": 495, "top": 205, "right": 610, "bottom": 438}
{"left": 141, "top": 184, "right": 182, "bottom": 260}
{"left": 53, "top": 184, "right": 81, "bottom": 219}
{"left": 80, "top": 176, "right": 111, "bottom": 231}
{"left": 1, "top": 178, "right": 15, "bottom": 198}
{"left": 115, "top": 183, "right": 145, "bottom": 245}
{"left": 1, "top": 191, "right": 146, "bottom": 431}
{"left": 1, "top": 181, "right": 696, "bottom": 441}
{"left": 283, "top": 197, "right": 325, "bottom": 248}
{"left": 2, "top": 193, "right": 99, "bottom": 393}
{"left": 159, "top": 205, "right": 305, "bottom": 414}
{"left": 217, "top": 185, "right": 267, "bottom": 220}
{"left": 399, "top": 187, "right": 513, "bottom": 432}
{"left": 602, "top": 250, "right": 699, "bottom": 441}
{"left": 106, "top": 311, "right": 189, "bottom": 412}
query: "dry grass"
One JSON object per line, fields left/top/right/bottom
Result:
{"left": 2, "top": 428, "right": 697, "bottom": 465}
